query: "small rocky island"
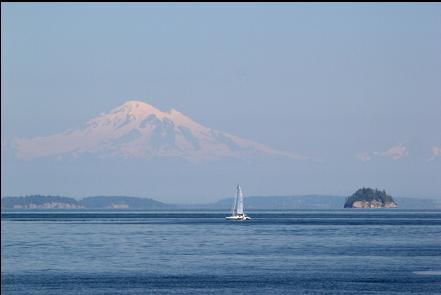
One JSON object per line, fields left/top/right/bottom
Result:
{"left": 344, "top": 188, "right": 397, "bottom": 208}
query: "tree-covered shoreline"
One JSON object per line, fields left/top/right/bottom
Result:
{"left": 344, "top": 188, "right": 397, "bottom": 208}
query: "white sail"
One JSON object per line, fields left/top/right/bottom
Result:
{"left": 236, "top": 185, "right": 244, "bottom": 215}
{"left": 226, "top": 185, "right": 250, "bottom": 221}
{"left": 231, "top": 191, "right": 238, "bottom": 215}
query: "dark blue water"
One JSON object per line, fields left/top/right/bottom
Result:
{"left": 2, "top": 210, "right": 441, "bottom": 294}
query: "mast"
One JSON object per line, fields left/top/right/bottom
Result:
{"left": 236, "top": 185, "right": 244, "bottom": 215}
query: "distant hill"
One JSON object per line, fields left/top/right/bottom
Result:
{"left": 344, "top": 188, "right": 397, "bottom": 208}
{"left": 205, "top": 195, "right": 440, "bottom": 210}
{"left": 1, "top": 195, "right": 82, "bottom": 209}
{"left": 79, "top": 196, "right": 173, "bottom": 209}
{"left": 392, "top": 197, "right": 441, "bottom": 209}
{"left": 1, "top": 194, "right": 440, "bottom": 210}
{"left": 1, "top": 195, "right": 172, "bottom": 209}
{"left": 209, "top": 195, "right": 345, "bottom": 209}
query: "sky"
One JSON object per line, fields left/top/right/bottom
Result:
{"left": 1, "top": 3, "right": 440, "bottom": 202}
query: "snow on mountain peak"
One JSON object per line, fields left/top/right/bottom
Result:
{"left": 13, "top": 100, "right": 306, "bottom": 161}
{"left": 111, "top": 100, "right": 164, "bottom": 118}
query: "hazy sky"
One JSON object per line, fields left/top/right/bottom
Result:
{"left": 1, "top": 3, "right": 440, "bottom": 201}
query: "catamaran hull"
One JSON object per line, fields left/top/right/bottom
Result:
{"left": 225, "top": 215, "right": 251, "bottom": 221}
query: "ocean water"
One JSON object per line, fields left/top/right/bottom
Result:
{"left": 1, "top": 210, "right": 441, "bottom": 294}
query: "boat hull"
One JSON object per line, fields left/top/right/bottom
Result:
{"left": 225, "top": 215, "right": 251, "bottom": 221}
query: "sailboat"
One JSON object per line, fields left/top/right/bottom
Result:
{"left": 225, "top": 185, "right": 251, "bottom": 221}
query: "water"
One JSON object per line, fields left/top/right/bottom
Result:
{"left": 2, "top": 210, "right": 441, "bottom": 294}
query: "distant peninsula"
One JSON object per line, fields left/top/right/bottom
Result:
{"left": 2, "top": 192, "right": 439, "bottom": 210}
{"left": 344, "top": 188, "right": 397, "bottom": 208}
{"left": 1, "top": 195, "right": 171, "bottom": 209}
{"left": 1, "top": 195, "right": 83, "bottom": 209}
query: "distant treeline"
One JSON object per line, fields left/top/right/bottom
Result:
{"left": 345, "top": 188, "right": 396, "bottom": 205}
{"left": 1, "top": 195, "right": 81, "bottom": 208}
{"left": 1, "top": 195, "right": 171, "bottom": 209}
{"left": 1, "top": 193, "right": 440, "bottom": 209}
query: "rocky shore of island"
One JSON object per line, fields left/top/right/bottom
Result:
{"left": 344, "top": 188, "right": 397, "bottom": 208}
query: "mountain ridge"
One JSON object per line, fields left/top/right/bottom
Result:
{"left": 13, "top": 100, "right": 305, "bottom": 161}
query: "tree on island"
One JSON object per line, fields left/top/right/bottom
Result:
{"left": 344, "top": 188, "right": 397, "bottom": 208}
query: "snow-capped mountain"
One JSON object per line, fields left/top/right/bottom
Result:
{"left": 14, "top": 100, "right": 305, "bottom": 161}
